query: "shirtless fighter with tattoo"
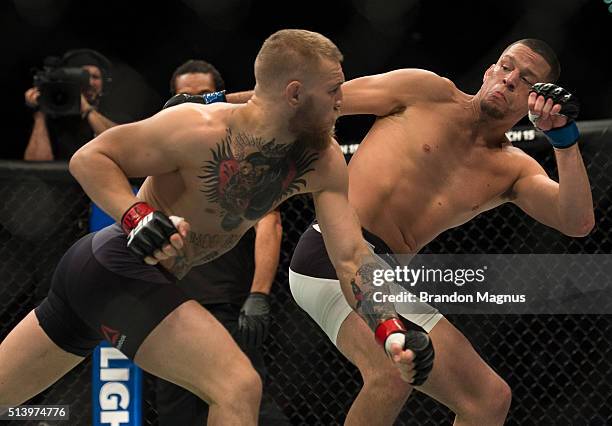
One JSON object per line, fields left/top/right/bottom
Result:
{"left": 290, "top": 39, "right": 593, "bottom": 425}
{"left": 0, "top": 30, "right": 433, "bottom": 425}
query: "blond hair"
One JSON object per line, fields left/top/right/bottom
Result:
{"left": 254, "top": 29, "right": 343, "bottom": 90}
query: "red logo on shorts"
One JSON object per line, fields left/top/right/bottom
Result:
{"left": 100, "top": 324, "right": 120, "bottom": 346}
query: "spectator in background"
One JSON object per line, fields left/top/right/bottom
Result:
{"left": 155, "top": 59, "right": 289, "bottom": 426}
{"left": 24, "top": 49, "right": 118, "bottom": 161}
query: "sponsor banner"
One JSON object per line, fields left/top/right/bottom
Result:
{"left": 92, "top": 342, "right": 142, "bottom": 426}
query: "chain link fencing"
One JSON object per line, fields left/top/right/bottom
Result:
{"left": 0, "top": 120, "right": 610, "bottom": 425}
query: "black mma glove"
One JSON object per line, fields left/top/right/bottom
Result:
{"left": 238, "top": 292, "right": 271, "bottom": 349}
{"left": 121, "top": 202, "right": 177, "bottom": 259}
{"left": 163, "top": 91, "right": 227, "bottom": 109}
{"left": 375, "top": 318, "right": 435, "bottom": 386}
{"left": 529, "top": 83, "right": 581, "bottom": 149}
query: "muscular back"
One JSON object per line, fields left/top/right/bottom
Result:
{"left": 347, "top": 73, "right": 528, "bottom": 253}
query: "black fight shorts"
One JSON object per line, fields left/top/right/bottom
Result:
{"left": 35, "top": 224, "right": 190, "bottom": 359}
{"left": 290, "top": 221, "right": 400, "bottom": 279}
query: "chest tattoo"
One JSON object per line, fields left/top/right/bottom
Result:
{"left": 199, "top": 130, "right": 317, "bottom": 230}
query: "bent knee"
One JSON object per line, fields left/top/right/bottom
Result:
{"left": 234, "top": 367, "right": 263, "bottom": 401}
{"left": 214, "top": 365, "right": 262, "bottom": 407}
{"left": 489, "top": 378, "right": 512, "bottom": 416}
{"left": 460, "top": 375, "right": 511, "bottom": 421}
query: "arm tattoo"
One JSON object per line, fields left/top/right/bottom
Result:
{"left": 350, "top": 262, "right": 398, "bottom": 332}
{"left": 199, "top": 129, "right": 317, "bottom": 231}
{"left": 171, "top": 255, "right": 190, "bottom": 279}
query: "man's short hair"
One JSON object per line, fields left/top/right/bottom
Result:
{"left": 170, "top": 60, "right": 225, "bottom": 94}
{"left": 503, "top": 39, "right": 560, "bottom": 83}
{"left": 254, "top": 29, "right": 343, "bottom": 90}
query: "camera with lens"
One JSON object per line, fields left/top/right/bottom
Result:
{"left": 33, "top": 56, "right": 91, "bottom": 118}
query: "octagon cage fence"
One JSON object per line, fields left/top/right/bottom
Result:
{"left": 0, "top": 120, "right": 611, "bottom": 425}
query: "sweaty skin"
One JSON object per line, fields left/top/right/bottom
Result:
{"left": 344, "top": 44, "right": 594, "bottom": 253}
{"left": 347, "top": 84, "right": 517, "bottom": 252}
{"left": 114, "top": 103, "right": 323, "bottom": 278}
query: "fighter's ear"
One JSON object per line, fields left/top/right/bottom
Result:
{"left": 483, "top": 64, "right": 495, "bottom": 82}
{"left": 285, "top": 81, "right": 301, "bottom": 107}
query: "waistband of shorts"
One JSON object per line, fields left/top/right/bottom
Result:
{"left": 311, "top": 220, "right": 395, "bottom": 256}
{"left": 92, "top": 223, "right": 177, "bottom": 283}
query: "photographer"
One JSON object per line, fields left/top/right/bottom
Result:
{"left": 24, "top": 49, "right": 118, "bottom": 161}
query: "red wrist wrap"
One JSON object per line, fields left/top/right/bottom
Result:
{"left": 374, "top": 318, "right": 406, "bottom": 346}
{"left": 121, "top": 202, "right": 155, "bottom": 234}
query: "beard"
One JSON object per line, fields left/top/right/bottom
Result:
{"left": 480, "top": 98, "right": 505, "bottom": 120}
{"left": 289, "top": 97, "right": 336, "bottom": 151}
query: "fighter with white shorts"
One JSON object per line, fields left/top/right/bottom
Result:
{"left": 289, "top": 38, "right": 591, "bottom": 425}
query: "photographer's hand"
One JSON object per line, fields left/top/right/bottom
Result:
{"left": 81, "top": 94, "right": 117, "bottom": 136}
{"left": 23, "top": 86, "right": 54, "bottom": 161}
{"left": 25, "top": 87, "right": 41, "bottom": 110}
{"left": 80, "top": 94, "right": 94, "bottom": 118}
